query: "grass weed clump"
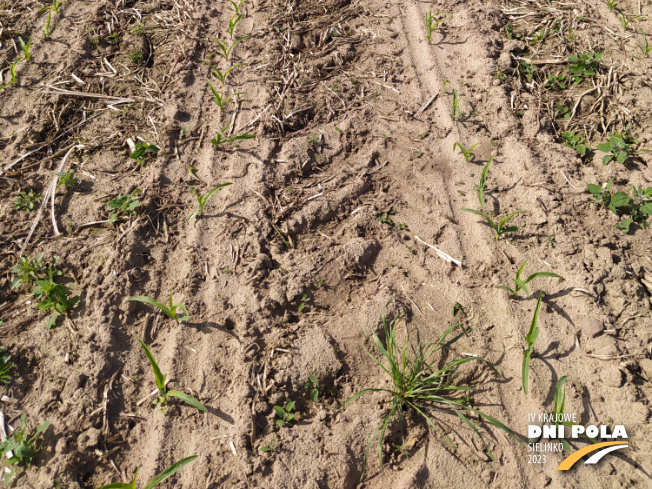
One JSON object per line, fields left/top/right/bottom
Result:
{"left": 342, "top": 305, "right": 520, "bottom": 478}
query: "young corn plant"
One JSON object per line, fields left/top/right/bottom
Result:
{"left": 207, "top": 80, "right": 245, "bottom": 111}
{"left": 639, "top": 31, "right": 652, "bottom": 56}
{"left": 210, "top": 36, "right": 250, "bottom": 62}
{"left": 210, "top": 122, "right": 255, "bottom": 149}
{"left": 0, "top": 57, "right": 22, "bottom": 92}
{"left": 606, "top": 0, "right": 618, "bottom": 11}
{"left": 188, "top": 182, "right": 233, "bottom": 221}
{"left": 38, "top": 0, "right": 62, "bottom": 14}
{"left": 204, "top": 61, "right": 246, "bottom": 84}
{"left": 425, "top": 10, "right": 450, "bottom": 41}
{"left": 620, "top": 12, "right": 645, "bottom": 31}
{"left": 136, "top": 336, "right": 207, "bottom": 412}
{"left": 0, "top": 413, "right": 50, "bottom": 484}
{"left": 496, "top": 260, "right": 564, "bottom": 298}
{"left": 461, "top": 208, "right": 524, "bottom": 241}
{"left": 226, "top": 14, "right": 242, "bottom": 39}
{"left": 107, "top": 189, "right": 141, "bottom": 224}
{"left": 95, "top": 455, "right": 197, "bottom": 489}
{"left": 450, "top": 89, "right": 461, "bottom": 120}
{"left": 475, "top": 155, "right": 493, "bottom": 209}
{"left": 14, "top": 189, "right": 41, "bottom": 211}
{"left": 522, "top": 294, "right": 542, "bottom": 395}
{"left": 128, "top": 288, "right": 190, "bottom": 323}
{"left": 453, "top": 142, "right": 479, "bottom": 162}
{"left": 341, "top": 306, "right": 521, "bottom": 479}
{"left": 18, "top": 37, "right": 32, "bottom": 62}
{"left": 0, "top": 347, "right": 13, "bottom": 384}
{"left": 229, "top": 0, "right": 246, "bottom": 14}
{"left": 43, "top": 12, "right": 54, "bottom": 40}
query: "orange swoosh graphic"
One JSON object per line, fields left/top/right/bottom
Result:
{"left": 556, "top": 441, "right": 628, "bottom": 470}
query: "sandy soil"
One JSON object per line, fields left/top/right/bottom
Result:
{"left": 0, "top": 0, "right": 651, "bottom": 487}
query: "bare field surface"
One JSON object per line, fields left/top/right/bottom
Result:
{"left": 1, "top": 0, "right": 651, "bottom": 487}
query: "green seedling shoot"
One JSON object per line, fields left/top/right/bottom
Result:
{"left": 129, "top": 141, "right": 159, "bottom": 165}
{"left": 475, "top": 155, "right": 494, "bottom": 209}
{"left": 522, "top": 294, "right": 542, "bottom": 395}
{"left": 43, "top": 12, "right": 54, "bottom": 39}
{"left": 107, "top": 189, "right": 141, "bottom": 224}
{"left": 606, "top": 0, "right": 618, "bottom": 11}
{"left": 298, "top": 293, "right": 310, "bottom": 313}
{"left": 425, "top": 10, "right": 450, "bottom": 41}
{"left": 453, "top": 142, "right": 479, "bottom": 162}
{"left": 188, "top": 182, "right": 233, "bottom": 221}
{"left": 0, "top": 347, "right": 13, "bottom": 384}
{"left": 341, "top": 303, "right": 522, "bottom": 480}
{"left": 207, "top": 80, "right": 245, "bottom": 110}
{"left": 588, "top": 180, "right": 652, "bottom": 232}
{"left": 461, "top": 208, "right": 524, "bottom": 241}
{"left": 229, "top": 0, "right": 246, "bottom": 15}
{"left": 128, "top": 288, "right": 190, "bottom": 324}
{"left": 620, "top": 12, "right": 644, "bottom": 31}
{"left": 0, "top": 56, "right": 23, "bottom": 92}
{"left": 14, "top": 189, "right": 41, "bottom": 211}
{"left": 95, "top": 455, "right": 197, "bottom": 489}
{"left": 210, "top": 122, "right": 255, "bottom": 148}
{"left": 304, "top": 372, "right": 321, "bottom": 402}
{"left": 32, "top": 268, "right": 79, "bottom": 329}
{"left": 136, "top": 336, "right": 206, "bottom": 412}
{"left": 226, "top": 14, "right": 242, "bottom": 39}
{"left": 0, "top": 413, "right": 50, "bottom": 484}
{"left": 496, "top": 260, "right": 564, "bottom": 298}
{"left": 274, "top": 398, "right": 296, "bottom": 428}
{"left": 18, "top": 37, "right": 32, "bottom": 61}
{"left": 204, "top": 61, "right": 246, "bottom": 84}
{"left": 451, "top": 89, "right": 461, "bottom": 120}
{"left": 56, "top": 169, "right": 80, "bottom": 189}
{"left": 210, "top": 36, "right": 250, "bottom": 62}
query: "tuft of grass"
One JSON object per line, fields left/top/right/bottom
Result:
{"left": 461, "top": 208, "right": 524, "bottom": 241}
{"left": 14, "top": 189, "right": 41, "bottom": 211}
{"left": 95, "top": 455, "right": 197, "bottom": 489}
{"left": 136, "top": 336, "right": 207, "bottom": 412}
{"left": 453, "top": 142, "right": 479, "bottom": 162}
{"left": 0, "top": 413, "right": 50, "bottom": 484}
{"left": 522, "top": 294, "right": 542, "bottom": 395}
{"left": 128, "top": 288, "right": 190, "bottom": 324}
{"left": 342, "top": 304, "right": 521, "bottom": 479}
{"left": 496, "top": 260, "right": 564, "bottom": 298}
{"left": 210, "top": 122, "right": 255, "bottom": 148}
{"left": 188, "top": 182, "right": 233, "bottom": 221}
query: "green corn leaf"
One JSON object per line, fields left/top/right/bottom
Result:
{"left": 167, "top": 391, "right": 207, "bottom": 413}
{"left": 522, "top": 294, "right": 542, "bottom": 395}
{"left": 143, "top": 456, "right": 197, "bottom": 489}
{"left": 128, "top": 296, "right": 173, "bottom": 319}
{"left": 135, "top": 336, "right": 166, "bottom": 395}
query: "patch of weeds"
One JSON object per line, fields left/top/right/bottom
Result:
{"left": 260, "top": 440, "right": 277, "bottom": 454}
{"left": 377, "top": 208, "right": 396, "bottom": 226}
{"left": 131, "top": 23, "right": 145, "bottom": 35}
{"left": 0, "top": 413, "right": 50, "bottom": 484}
{"left": 32, "top": 268, "right": 79, "bottom": 329}
{"left": 522, "top": 294, "right": 542, "bottom": 395}
{"left": 0, "top": 347, "right": 13, "bottom": 384}
{"left": 518, "top": 60, "right": 534, "bottom": 82}
{"left": 56, "top": 169, "right": 80, "bottom": 190}
{"left": 341, "top": 304, "right": 521, "bottom": 479}
{"left": 561, "top": 131, "right": 591, "bottom": 158}
{"left": 188, "top": 182, "right": 233, "bottom": 221}
{"left": 461, "top": 208, "right": 524, "bottom": 241}
{"left": 453, "top": 142, "right": 479, "bottom": 162}
{"left": 129, "top": 49, "right": 147, "bottom": 66}
{"left": 128, "top": 288, "right": 190, "bottom": 324}
{"left": 136, "top": 336, "right": 206, "bottom": 412}
{"left": 107, "top": 189, "right": 141, "bottom": 224}
{"left": 14, "top": 189, "right": 41, "bottom": 212}
{"left": 596, "top": 127, "right": 637, "bottom": 164}
{"left": 129, "top": 141, "right": 159, "bottom": 165}
{"left": 568, "top": 51, "right": 603, "bottom": 84}
{"left": 11, "top": 253, "right": 54, "bottom": 289}
{"left": 588, "top": 180, "right": 652, "bottom": 232}
{"left": 304, "top": 372, "right": 322, "bottom": 401}
{"left": 544, "top": 73, "right": 567, "bottom": 90}
{"left": 274, "top": 398, "right": 296, "bottom": 428}
{"left": 95, "top": 455, "right": 197, "bottom": 489}
{"left": 496, "top": 260, "right": 564, "bottom": 298}
{"left": 298, "top": 294, "right": 311, "bottom": 313}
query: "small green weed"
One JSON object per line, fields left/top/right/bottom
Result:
{"left": 128, "top": 288, "right": 190, "bottom": 324}
{"left": 11, "top": 253, "right": 56, "bottom": 289}
{"left": 304, "top": 372, "right": 322, "bottom": 401}
{"left": 0, "top": 347, "right": 13, "bottom": 384}
{"left": 274, "top": 398, "right": 296, "bottom": 428}
{"left": 496, "top": 260, "right": 564, "bottom": 298}
{"left": 0, "top": 413, "right": 50, "bottom": 484}
{"left": 596, "top": 128, "right": 637, "bottom": 164}
{"left": 95, "top": 455, "right": 197, "bottom": 489}
{"left": 129, "top": 141, "right": 159, "bottom": 164}
{"left": 210, "top": 36, "right": 250, "bottom": 62}
{"left": 14, "top": 189, "right": 41, "bottom": 212}
{"left": 298, "top": 294, "right": 310, "bottom": 313}
{"left": 588, "top": 180, "right": 652, "bottom": 232}
{"left": 136, "top": 336, "right": 206, "bottom": 412}
{"left": 568, "top": 51, "right": 603, "bottom": 84}
{"left": 107, "top": 189, "right": 141, "bottom": 224}
{"left": 544, "top": 73, "right": 567, "bottom": 90}
{"left": 260, "top": 440, "right": 276, "bottom": 454}
{"left": 130, "top": 49, "right": 147, "bottom": 66}
{"left": 188, "top": 182, "right": 232, "bottom": 221}
{"left": 32, "top": 268, "right": 79, "bottom": 329}
{"left": 522, "top": 294, "right": 542, "bottom": 395}
{"left": 56, "top": 169, "right": 80, "bottom": 190}
{"left": 461, "top": 208, "right": 524, "bottom": 241}
{"left": 561, "top": 131, "right": 591, "bottom": 158}
{"left": 453, "top": 142, "right": 479, "bottom": 162}
{"left": 377, "top": 208, "right": 396, "bottom": 226}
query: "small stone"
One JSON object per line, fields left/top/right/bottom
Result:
{"left": 77, "top": 427, "right": 101, "bottom": 452}
{"left": 580, "top": 317, "right": 604, "bottom": 338}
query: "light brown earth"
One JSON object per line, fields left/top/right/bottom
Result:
{"left": 1, "top": 0, "right": 651, "bottom": 487}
